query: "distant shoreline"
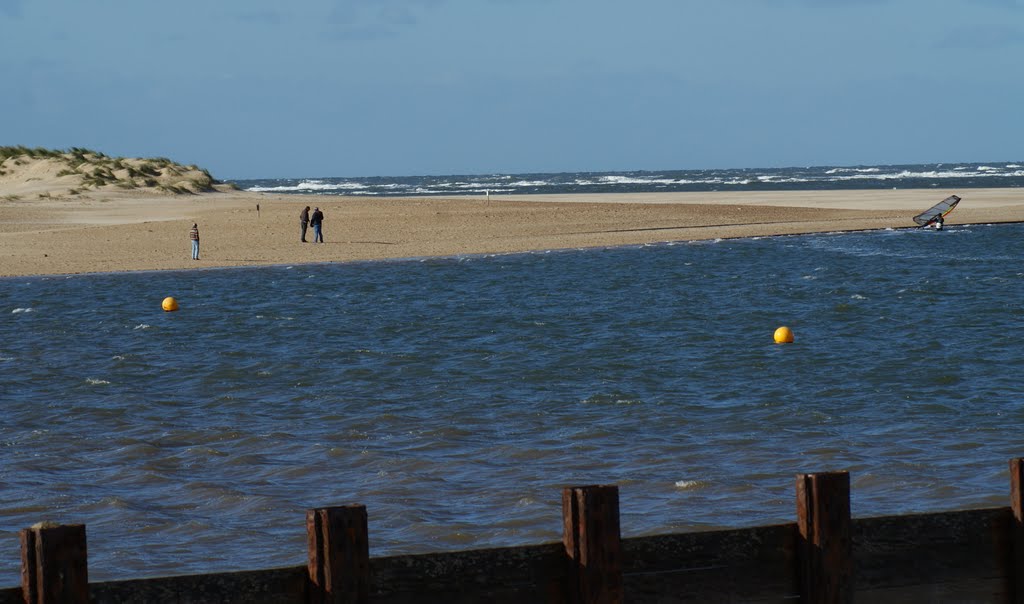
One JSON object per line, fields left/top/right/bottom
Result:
{"left": 0, "top": 185, "right": 1022, "bottom": 278}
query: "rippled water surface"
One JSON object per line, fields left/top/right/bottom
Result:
{"left": 3, "top": 224, "right": 1024, "bottom": 584}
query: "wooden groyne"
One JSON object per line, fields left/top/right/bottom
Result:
{"left": 7, "top": 459, "right": 1024, "bottom": 603}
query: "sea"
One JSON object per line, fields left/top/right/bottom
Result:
{"left": 238, "top": 161, "right": 1024, "bottom": 197}
{"left": 2, "top": 161, "right": 1024, "bottom": 585}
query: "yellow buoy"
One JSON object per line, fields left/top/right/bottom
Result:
{"left": 773, "top": 326, "right": 794, "bottom": 344}
{"left": 162, "top": 296, "right": 179, "bottom": 312}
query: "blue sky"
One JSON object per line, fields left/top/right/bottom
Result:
{"left": 1, "top": 0, "right": 1021, "bottom": 179}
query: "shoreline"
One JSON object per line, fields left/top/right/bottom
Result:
{"left": 1, "top": 220, "right": 1001, "bottom": 282}
{"left": 1, "top": 187, "right": 1022, "bottom": 278}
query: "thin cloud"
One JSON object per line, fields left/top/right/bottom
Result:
{"left": 327, "top": 0, "right": 443, "bottom": 27}
{"left": 773, "top": 0, "right": 892, "bottom": 4}
{"left": 968, "top": 0, "right": 1021, "bottom": 7}
{"left": 236, "top": 11, "right": 287, "bottom": 26}
{"left": 939, "top": 24, "right": 1024, "bottom": 49}
{"left": 320, "top": 26, "right": 399, "bottom": 41}
{"left": 0, "top": 0, "right": 23, "bottom": 18}
{"left": 324, "top": 0, "right": 445, "bottom": 40}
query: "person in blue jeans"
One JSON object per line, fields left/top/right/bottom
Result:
{"left": 189, "top": 223, "right": 200, "bottom": 259}
{"left": 310, "top": 207, "right": 324, "bottom": 243}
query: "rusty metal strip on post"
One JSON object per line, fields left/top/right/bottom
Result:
{"left": 306, "top": 505, "right": 370, "bottom": 604}
{"left": 796, "top": 471, "right": 852, "bottom": 604}
{"left": 19, "top": 523, "right": 89, "bottom": 604}
{"left": 561, "top": 485, "right": 623, "bottom": 604}
{"left": 1009, "top": 458, "right": 1024, "bottom": 603}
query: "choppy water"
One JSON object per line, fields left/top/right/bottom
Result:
{"left": 3, "top": 223, "right": 1024, "bottom": 584}
{"left": 237, "top": 161, "right": 1024, "bottom": 196}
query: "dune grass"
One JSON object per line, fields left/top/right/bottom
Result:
{"left": 0, "top": 146, "right": 233, "bottom": 194}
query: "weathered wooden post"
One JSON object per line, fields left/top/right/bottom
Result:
{"left": 796, "top": 471, "right": 852, "bottom": 604}
{"left": 20, "top": 522, "right": 89, "bottom": 604}
{"left": 562, "top": 484, "right": 623, "bottom": 604}
{"left": 1009, "top": 458, "right": 1024, "bottom": 603}
{"left": 306, "top": 505, "right": 370, "bottom": 604}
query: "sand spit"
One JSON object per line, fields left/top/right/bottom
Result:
{"left": 1, "top": 152, "right": 1022, "bottom": 278}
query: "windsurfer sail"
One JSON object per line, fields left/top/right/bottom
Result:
{"left": 913, "top": 195, "right": 961, "bottom": 227}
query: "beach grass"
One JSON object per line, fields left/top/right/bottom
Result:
{"left": 0, "top": 146, "right": 227, "bottom": 194}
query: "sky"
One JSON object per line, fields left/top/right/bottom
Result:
{"left": 1, "top": 0, "right": 1021, "bottom": 179}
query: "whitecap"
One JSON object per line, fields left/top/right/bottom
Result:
{"left": 508, "top": 179, "right": 554, "bottom": 187}
{"left": 597, "top": 175, "right": 680, "bottom": 186}
{"left": 134, "top": 324, "right": 150, "bottom": 330}
{"left": 825, "top": 167, "right": 880, "bottom": 175}
{"left": 86, "top": 378, "right": 111, "bottom": 385}
{"left": 11, "top": 308, "right": 33, "bottom": 314}
{"left": 248, "top": 180, "right": 367, "bottom": 193}
{"left": 674, "top": 480, "right": 706, "bottom": 490}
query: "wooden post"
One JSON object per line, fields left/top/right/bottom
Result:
{"left": 20, "top": 522, "right": 88, "bottom": 604}
{"left": 562, "top": 485, "right": 623, "bottom": 604}
{"left": 1010, "top": 458, "right": 1024, "bottom": 603}
{"left": 306, "top": 505, "right": 370, "bottom": 604}
{"left": 796, "top": 471, "right": 852, "bottom": 604}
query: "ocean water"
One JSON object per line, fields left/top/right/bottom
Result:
{"left": 237, "top": 161, "right": 1024, "bottom": 196}
{"left": 3, "top": 221, "right": 1024, "bottom": 584}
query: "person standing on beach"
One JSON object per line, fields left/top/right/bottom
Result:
{"left": 310, "top": 207, "right": 324, "bottom": 243}
{"left": 299, "top": 206, "right": 310, "bottom": 242}
{"left": 189, "top": 223, "right": 200, "bottom": 260}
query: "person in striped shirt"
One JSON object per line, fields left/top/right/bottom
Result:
{"left": 190, "top": 223, "right": 200, "bottom": 260}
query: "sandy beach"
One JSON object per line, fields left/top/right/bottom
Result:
{"left": 1, "top": 186, "right": 1023, "bottom": 278}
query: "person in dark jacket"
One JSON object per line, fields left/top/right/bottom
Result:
{"left": 299, "top": 206, "right": 310, "bottom": 242}
{"left": 310, "top": 207, "right": 324, "bottom": 243}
